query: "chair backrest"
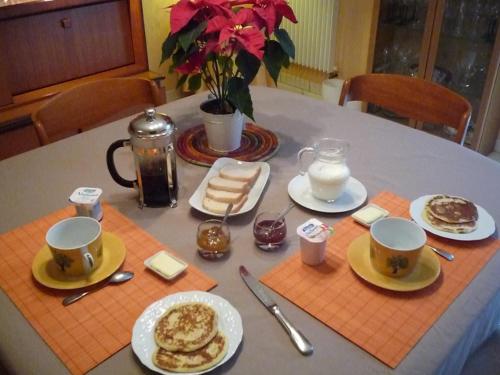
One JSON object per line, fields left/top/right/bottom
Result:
{"left": 32, "top": 77, "right": 163, "bottom": 145}
{"left": 338, "top": 73, "right": 471, "bottom": 144}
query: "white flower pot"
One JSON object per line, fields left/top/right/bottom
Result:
{"left": 200, "top": 101, "right": 244, "bottom": 152}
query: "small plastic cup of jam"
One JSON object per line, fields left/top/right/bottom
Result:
{"left": 197, "top": 219, "right": 230, "bottom": 260}
{"left": 253, "top": 211, "right": 287, "bottom": 251}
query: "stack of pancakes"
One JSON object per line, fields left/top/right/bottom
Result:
{"left": 422, "top": 195, "right": 478, "bottom": 234}
{"left": 152, "top": 302, "right": 227, "bottom": 373}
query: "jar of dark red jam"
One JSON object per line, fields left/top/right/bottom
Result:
{"left": 253, "top": 212, "right": 287, "bottom": 251}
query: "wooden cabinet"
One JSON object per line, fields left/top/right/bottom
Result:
{"left": 336, "top": 0, "right": 499, "bottom": 153}
{"left": 0, "top": 0, "right": 158, "bottom": 160}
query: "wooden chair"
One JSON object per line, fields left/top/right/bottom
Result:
{"left": 32, "top": 77, "right": 163, "bottom": 145}
{"left": 339, "top": 73, "right": 472, "bottom": 144}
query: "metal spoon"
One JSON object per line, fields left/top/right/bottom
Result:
{"left": 428, "top": 245, "right": 455, "bottom": 261}
{"left": 265, "top": 202, "right": 295, "bottom": 234}
{"left": 62, "top": 271, "right": 134, "bottom": 306}
{"left": 221, "top": 202, "right": 233, "bottom": 227}
{"left": 409, "top": 219, "right": 455, "bottom": 261}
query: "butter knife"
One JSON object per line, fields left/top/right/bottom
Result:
{"left": 239, "top": 265, "right": 314, "bottom": 355}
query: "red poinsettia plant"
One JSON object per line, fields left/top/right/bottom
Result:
{"left": 161, "top": 0, "right": 297, "bottom": 120}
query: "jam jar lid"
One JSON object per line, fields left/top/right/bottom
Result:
{"left": 128, "top": 108, "right": 175, "bottom": 139}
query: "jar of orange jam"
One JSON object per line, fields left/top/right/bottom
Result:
{"left": 196, "top": 219, "right": 230, "bottom": 259}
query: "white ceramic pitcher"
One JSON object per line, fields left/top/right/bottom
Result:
{"left": 298, "top": 138, "right": 350, "bottom": 202}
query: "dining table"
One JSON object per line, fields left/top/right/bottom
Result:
{"left": 0, "top": 86, "right": 499, "bottom": 375}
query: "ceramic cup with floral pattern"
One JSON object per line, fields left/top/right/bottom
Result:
{"left": 370, "top": 217, "right": 426, "bottom": 277}
{"left": 46, "top": 217, "right": 103, "bottom": 277}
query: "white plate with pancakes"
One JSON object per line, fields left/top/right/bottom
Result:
{"left": 410, "top": 195, "right": 496, "bottom": 241}
{"left": 189, "top": 157, "right": 270, "bottom": 217}
{"left": 132, "top": 291, "right": 243, "bottom": 374}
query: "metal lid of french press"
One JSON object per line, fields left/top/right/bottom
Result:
{"left": 128, "top": 108, "right": 175, "bottom": 139}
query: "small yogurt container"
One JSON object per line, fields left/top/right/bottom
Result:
{"left": 297, "top": 218, "right": 331, "bottom": 266}
{"left": 69, "top": 187, "right": 103, "bottom": 221}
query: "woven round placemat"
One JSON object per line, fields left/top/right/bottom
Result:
{"left": 176, "top": 123, "right": 280, "bottom": 167}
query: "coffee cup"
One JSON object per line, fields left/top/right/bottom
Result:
{"left": 46, "top": 217, "right": 103, "bottom": 277}
{"left": 370, "top": 217, "right": 426, "bottom": 277}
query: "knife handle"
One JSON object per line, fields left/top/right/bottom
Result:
{"left": 271, "top": 305, "right": 314, "bottom": 355}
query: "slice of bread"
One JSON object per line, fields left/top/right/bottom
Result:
{"left": 205, "top": 188, "right": 244, "bottom": 204}
{"left": 203, "top": 195, "right": 248, "bottom": 214}
{"left": 219, "top": 164, "right": 261, "bottom": 184}
{"left": 208, "top": 176, "right": 250, "bottom": 193}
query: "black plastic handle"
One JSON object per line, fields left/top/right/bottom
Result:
{"left": 106, "top": 139, "right": 135, "bottom": 188}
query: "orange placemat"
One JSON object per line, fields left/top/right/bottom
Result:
{"left": 0, "top": 204, "right": 216, "bottom": 375}
{"left": 261, "top": 191, "right": 499, "bottom": 368}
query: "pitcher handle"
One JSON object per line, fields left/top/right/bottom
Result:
{"left": 106, "top": 139, "right": 136, "bottom": 188}
{"left": 297, "top": 147, "right": 315, "bottom": 175}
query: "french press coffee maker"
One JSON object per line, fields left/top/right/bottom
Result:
{"left": 106, "top": 108, "right": 178, "bottom": 208}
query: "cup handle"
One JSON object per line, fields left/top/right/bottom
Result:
{"left": 80, "top": 246, "right": 95, "bottom": 274}
{"left": 297, "top": 147, "right": 314, "bottom": 175}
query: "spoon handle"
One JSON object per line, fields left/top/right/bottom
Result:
{"left": 63, "top": 290, "right": 92, "bottom": 306}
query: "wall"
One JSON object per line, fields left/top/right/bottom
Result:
{"left": 141, "top": 0, "right": 180, "bottom": 101}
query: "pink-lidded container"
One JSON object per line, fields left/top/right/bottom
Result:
{"left": 69, "top": 187, "right": 103, "bottom": 221}
{"left": 297, "top": 218, "right": 332, "bottom": 265}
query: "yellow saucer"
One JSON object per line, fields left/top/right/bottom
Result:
{"left": 347, "top": 233, "right": 440, "bottom": 292}
{"left": 32, "top": 232, "right": 126, "bottom": 290}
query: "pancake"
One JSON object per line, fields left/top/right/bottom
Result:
{"left": 423, "top": 207, "right": 477, "bottom": 234}
{"left": 154, "top": 302, "right": 218, "bottom": 352}
{"left": 153, "top": 331, "right": 228, "bottom": 373}
{"left": 426, "top": 195, "right": 478, "bottom": 224}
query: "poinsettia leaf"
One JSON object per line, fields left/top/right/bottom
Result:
{"left": 178, "top": 21, "right": 207, "bottom": 51}
{"left": 188, "top": 73, "right": 202, "bottom": 92}
{"left": 283, "top": 54, "right": 290, "bottom": 68}
{"left": 160, "top": 33, "right": 178, "bottom": 65}
{"left": 227, "top": 77, "right": 254, "bottom": 120}
{"left": 176, "top": 74, "right": 189, "bottom": 89}
{"left": 171, "top": 48, "right": 187, "bottom": 69}
{"left": 275, "top": 28, "right": 295, "bottom": 59}
{"left": 263, "top": 40, "right": 287, "bottom": 85}
{"left": 236, "top": 50, "right": 261, "bottom": 84}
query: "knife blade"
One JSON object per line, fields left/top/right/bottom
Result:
{"left": 239, "top": 265, "right": 314, "bottom": 355}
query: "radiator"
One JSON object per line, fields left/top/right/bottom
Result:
{"left": 282, "top": 0, "right": 339, "bottom": 73}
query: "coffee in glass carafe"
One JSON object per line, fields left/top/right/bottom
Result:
{"left": 106, "top": 108, "right": 178, "bottom": 208}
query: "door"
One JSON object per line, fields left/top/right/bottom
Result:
{"left": 427, "top": 0, "right": 500, "bottom": 149}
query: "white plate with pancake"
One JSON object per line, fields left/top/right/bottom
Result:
{"left": 132, "top": 291, "right": 243, "bottom": 375}
{"left": 189, "top": 157, "right": 270, "bottom": 217}
{"left": 287, "top": 174, "right": 367, "bottom": 213}
{"left": 410, "top": 195, "right": 496, "bottom": 241}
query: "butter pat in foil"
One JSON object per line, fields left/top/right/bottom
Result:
{"left": 145, "top": 251, "right": 187, "bottom": 280}
{"left": 351, "top": 204, "right": 389, "bottom": 227}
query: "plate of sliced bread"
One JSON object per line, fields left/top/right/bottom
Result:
{"left": 189, "top": 157, "right": 270, "bottom": 216}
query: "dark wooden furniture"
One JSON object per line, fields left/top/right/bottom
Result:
{"left": 0, "top": 0, "right": 164, "bottom": 159}
{"left": 339, "top": 73, "right": 472, "bottom": 144}
{"left": 32, "top": 78, "right": 162, "bottom": 144}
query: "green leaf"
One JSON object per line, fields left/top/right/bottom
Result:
{"left": 236, "top": 50, "right": 261, "bottom": 84}
{"left": 188, "top": 73, "right": 202, "bottom": 92}
{"left": 171, "top": 48, "right": 187, "bottom": 69}
{"left": 275, "top": 28, "right": 295, "bottom": 59}
{"left": 263, "top": 40, "right": 287, "bottom": 85}
{"left": 160, "top": 33, "right": 178, "bottom": 65}
{"left": 227, "top": 77, "right": 254, "bottom": 120}
{"left": 178, "top": 21, "right": 207, "bottom": 51}
{"left": 176, "top": 74, "right": 189, "bottom": 89}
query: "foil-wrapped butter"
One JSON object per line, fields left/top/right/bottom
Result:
{"left": 145, "top": 251, "right": 187, "bottom": 280}
{"left": 351, "top": 204, "right": 389, "bottom": 227}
